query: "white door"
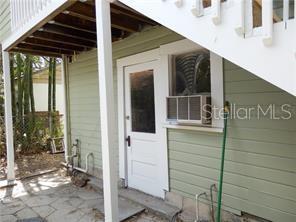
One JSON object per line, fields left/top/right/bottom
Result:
{"left": 124, "top": 60, "right": 164, "bottom": 198}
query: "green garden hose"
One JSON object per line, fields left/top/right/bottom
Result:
{"left": 216, "top": 101, "right": 230, "bottom": 222}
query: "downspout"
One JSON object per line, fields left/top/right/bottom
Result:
{"left": 216, "top": 101, "right": 230, "bottom": 222}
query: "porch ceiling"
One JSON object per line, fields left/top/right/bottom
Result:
{"left": 9, "top": 0, "right": 157, "bottom": 58}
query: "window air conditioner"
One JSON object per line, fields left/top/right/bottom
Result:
{"left": 167, "top": 95, "right": 211, "bottom": 125}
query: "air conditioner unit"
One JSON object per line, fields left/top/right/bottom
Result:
{"left": 167, "top": 95, "right": 211, "bottom": 125}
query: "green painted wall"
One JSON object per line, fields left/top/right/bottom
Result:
{"left": 68, "top": 26, "right": 296, "bottom": 221}
{"left": 68, "top": 26, "right": 182, "bottom": 173}
{"left": 0, "top": 0, "right": 11, "bottom": 43}
{"left": 169, "top": 61, "right": 296, "bottom": 221}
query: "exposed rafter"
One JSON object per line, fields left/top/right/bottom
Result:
{"left": 9, "top": 1, "right": 157, "bottom": 57}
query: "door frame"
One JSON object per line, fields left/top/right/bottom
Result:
{"left": 117, "top": 49, "right": 169, "bottom": 194}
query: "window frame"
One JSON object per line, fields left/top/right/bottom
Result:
{"left": 160, "top": 39, "right": 224, "bottom": 129}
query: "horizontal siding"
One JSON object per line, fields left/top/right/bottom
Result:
{"left": 0, "top": 0, "right": 11, "bottom": 43}
{"left": 168, "top": 60, "right": 296, "bottom": 222}
{"left": 68, "top": 26, "right": 296, "bottom": 221}
{"left": 68, "top": 26, "right": 182, "bottom": 170}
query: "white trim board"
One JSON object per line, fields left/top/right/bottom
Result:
{"left": 117, "top": 40, "right": 224, "bottom": 194}
{"left": 117, "top": 49, "right": 170, "bottom": 191}
{"left": 160, "top": 39, "right": 224, "bottom": 129}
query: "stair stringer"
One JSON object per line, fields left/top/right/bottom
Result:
{"left": 119, "top": 0, "right": 296, "bottom": 96}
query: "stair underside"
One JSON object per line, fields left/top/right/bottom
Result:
{"left": 119, "top": 0, "right": 296, "bottom": 96}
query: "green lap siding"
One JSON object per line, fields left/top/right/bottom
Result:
{"left": 68, "top": 26, "right": 296, "bottom": 221}
{"left": 168, "top": 61, "right": 296, "bottom": 222}
{"left": 0, "top": 0, "right": 11, "bottom": 43}
{"left": 68, "top": 26, "right": 182, "bottom": 171}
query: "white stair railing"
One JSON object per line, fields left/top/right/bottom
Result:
{"left": 10, "top": 0, "right": 51, "bottom": 31}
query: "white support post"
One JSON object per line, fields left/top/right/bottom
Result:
{"left": 95, "top": 0, "right": 119, "bottom": 222}
{"left": 191, "top": 0, "right": 204, "bottom": 17}
{"left": 2, "top": 51, "right": 15, "bottom": 181}
{"left": 61, "top": 55, "right": 70, "bottom": 161}
{"left": 262, "top": 0, "right": 273, "bottom": 46}
{"left": 283, "top": 0, "right": 289, "bottom": 26}
{"left": 234, "top": 0, "right": 245, "bottom": 36}
{"left": 295, "top": 0, "right": 296, "bottom": 19}
{"left": 212, "top": 0, "right": 221, "bottom": 25}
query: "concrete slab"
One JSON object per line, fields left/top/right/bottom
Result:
{"left": 119, "top": 188, "right": 179, "bottom": 220}
{"left": 89, "top": 176, "right": 180, "bottom": 220}
{"left": 93, "top": 196, "right": 145, "bottom": 221}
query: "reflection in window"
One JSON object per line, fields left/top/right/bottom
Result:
{"left": 172, "top": 51, "right": 211, "bottom": 96}
{"left": 289, "top": 0, "right": 294, "bottom": 19}
{"left": 130, "top": 70, "right": 155, "bottom": 133}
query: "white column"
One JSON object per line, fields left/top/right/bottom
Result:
{"left": 2, "top": 51, "right": 15, "bottom": 181}
{"left": 212, "top": 0, "right": 221, "bottom": 25}
{"left": 283, "top": 0, "right": 289, "bottom": 25}
{"left": 262, "top": 0, "right": 273, "bottom": 46}
{"left": 234, "top": 0, "right": 245, "bottom": 36}
{"left": 95, "top": 1, "right": 119, "bottom": 222}
{"left": 61, "top": 55, "right": 70, "bottom": 161}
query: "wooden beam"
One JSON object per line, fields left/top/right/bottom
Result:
{"left": 67, "top": 1, "right": 96, "bottom": 21}
{"left": 3, "top": 0, "right": 76, "bottom": 51}
{"left": 32, "top": 31, "right": 96, "bottom": 48}
{"left": 111, "top": 13, "right": 140, "bottom": 32}
{"left": 66, "top": 1, "right": 143, "bottom": 32}
{"left": 16, "top": 43, "right": 74, "bottom": 55}
{"left": 111, "top": 4, "right": 157, "bottom": 25}
{"left": 22, "top": 37, "right": 86, "bottom": 52}
{"left": 43, "top": 23, "right": 97, "bottom": 41}
{"left": 52, "top": 13, "right": 96, "bottom": 33}
{"left": 11, "top": 48, "right": 62, "bottom": 58}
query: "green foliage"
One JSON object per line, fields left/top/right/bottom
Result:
{"left": 1, "top": 52, "right": 62, "bottom": 155}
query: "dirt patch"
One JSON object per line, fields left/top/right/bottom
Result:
{"left": 0, "top": 152, "right": 64, "bottom": 180}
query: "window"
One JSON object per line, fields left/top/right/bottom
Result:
{"left": 161, "top": 39, "right": 224, "bottom": 129}
{"left": 171, "top": 50, "right": 211, "bottom": 96}
{"left": 168, "top": 50, "right": 212, "bottom": 125}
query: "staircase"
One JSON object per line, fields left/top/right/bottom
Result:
{"left": 119, "top": 0, "right": 296, "bottom": 96}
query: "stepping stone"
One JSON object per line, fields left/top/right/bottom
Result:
{"left": 0, "top": 200, "right": 26, "bottom": 216}
{"left": 0, "top": 215, "right": 18, "bottom": 222}
{"left": 16, "top": 208, "right": 38, "bottom": 220}
{"left": 32, "top": 206, "right": 55, "bottom": 218}
{"left": 24, "top": 196, "right": 58, "bottom": 207}
{"left": 16, "top": 218, "right": 46, "bottom": 222}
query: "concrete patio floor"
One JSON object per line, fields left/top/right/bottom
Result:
{"left": 0, "top": 171, "right": 168, "bottom": 222}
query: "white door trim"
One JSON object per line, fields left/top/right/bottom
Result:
{"left": 117, "top": 49, "right": 169, "bottom": 193}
